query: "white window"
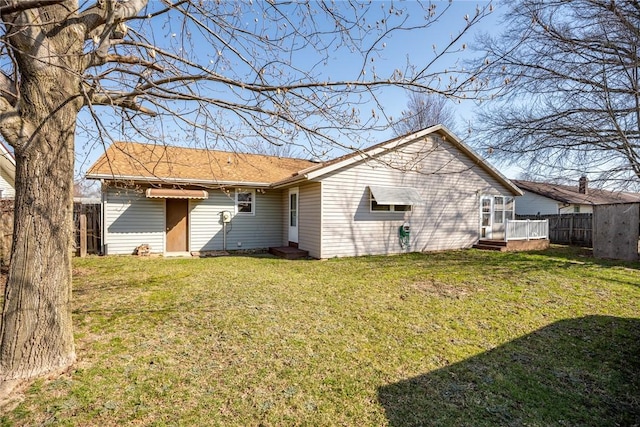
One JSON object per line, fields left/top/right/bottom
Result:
{"left": 235, "top": 189, "right": 255, "bottom": 214}
{"left": 493, "top": 196, "right": 514, "bottom": 223}
{"left": 370, "top": 189, "right": 412, "bottom": 212}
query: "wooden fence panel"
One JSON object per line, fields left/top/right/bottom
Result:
{"left": 516, "top": 213, "right": 593, "bottom": 247}
{"left": 73, "top": 203, "right": 101, "bottom": 255}
{"left": 0, "top": 199, "right": 13, "bottom": 266}
{"left": 0, "top": 201, "right": 102, "bottom": 265}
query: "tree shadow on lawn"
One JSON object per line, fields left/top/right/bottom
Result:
{"left": 378, "top": 315, "right": 640, "bottom": 427}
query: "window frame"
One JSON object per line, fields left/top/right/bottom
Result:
{"left": 493, "top": 195, "right": 514, "bottom": 224}
{"left": 235, "top": 188, "right": 255, "bottom": 215}
{"left": 370, "top": 189, "right": 412, "bottom": 213}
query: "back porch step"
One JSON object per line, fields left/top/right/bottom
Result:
{"left": 473, "top": 239, "right": 508, "bottom": 251}
{"left": 268, "top": 246, "right": 309, "bottom": 260}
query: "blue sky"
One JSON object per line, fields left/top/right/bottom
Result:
{"left": 75, "top": 1, "right": 519, "bottom": 182}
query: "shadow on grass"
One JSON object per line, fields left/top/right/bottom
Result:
{"left": 378, "top": 315, "right": 640, "bottom": 427}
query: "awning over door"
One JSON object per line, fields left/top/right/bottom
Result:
{"left": 145, "top": 188, "right": 209, "bottom": 199}
{"left": 369, "top": 186, "right": 424, "bottom": 205}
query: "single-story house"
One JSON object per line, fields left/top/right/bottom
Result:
{"left": 86, "top": 125, "right": 523, "bottom": 258}
{"left": 0, "top": 141, "right": 15, "bottom": 199}
{"left": 513, "top": 178, "right": 640, "bottom": 215}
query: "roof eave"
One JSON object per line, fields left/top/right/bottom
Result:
{"left": 85, "top": 173, "right": 273, "bottom": 188}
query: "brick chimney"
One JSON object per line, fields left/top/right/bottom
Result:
{"left": 578, "top": 176, "right": 588, "bottom": 194}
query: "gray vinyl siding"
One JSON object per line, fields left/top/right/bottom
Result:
{"left": 104, "top": 187, "right": 164, "bottom": 255}
{"left": 515, "top": 192, "right": 561, "bottom": 215}
{"left": 318, "top": 136, "right": 512, "bottom": 258}
{"left": 104, "top": 186, "right": 283, "bottom": 255}
{"left": 189, "top": 190, "right": 234, "bottom": 251}
{"left": 298, "top": 182, "right": 322, "bottom": 258}
{"left": 191, "top": 188, "right": 283, "bottom": 251}
{"left": 0, "top": 168, "right": 14, "bottom": 198}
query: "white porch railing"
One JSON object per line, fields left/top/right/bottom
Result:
{"left": 505, "top": 219, "right": 549, "bottom": 241}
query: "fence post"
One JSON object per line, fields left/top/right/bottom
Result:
{"left": 569, "top": 214, "right": 574, "bottom": 245}
{"left": 526, "top": 219, "right": 530, "bottom": 241}
{"left": 80, "top": 213, "right": 87, "bottom": 258}
{"left": 505, "top": 219, "right": 509, "bottom": 241}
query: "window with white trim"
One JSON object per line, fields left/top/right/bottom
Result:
{"left": 370, "top": 189, "right": 412, "bottom": 212}
{"left": 493, "top": 196, "right": 514, "bottom": 223}
{"left": 235, "top": 189, "right": 255, "bottom": 214}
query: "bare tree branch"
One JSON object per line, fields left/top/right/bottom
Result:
{"left": 471, "top": 0, "right": 640, "bottom": 189}
{"left": 0, "top": 0, "right": 63, "bottom": 15}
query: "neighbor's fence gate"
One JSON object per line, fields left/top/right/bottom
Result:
{"left": 516, "top": 213, "right": 593, "bottom": 247}
{"left": 0, "top": 199, "right": 13, "bottom": 266}
{"left": 0, "top": 200, "right": 101, "bottom": 265}
{"left": 73, "top": 202, "right": 101, "bottom": 257}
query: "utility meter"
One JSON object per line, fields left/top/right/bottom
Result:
{"left": 221, "top": 210, "right": 232, "bottom": 223}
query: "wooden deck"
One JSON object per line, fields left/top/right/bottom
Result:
{"left": 473, "top": 239, "right": 550, "bottom": 252}
{"left": 268, "top": 246, "right": 309, "bottom": 260}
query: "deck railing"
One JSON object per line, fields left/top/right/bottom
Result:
{"left": 505, "top": 219, "right": 549, "bottom": 241}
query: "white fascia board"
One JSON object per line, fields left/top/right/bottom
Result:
{"left": 432, "top": 125, "right": 524, "bottom": 197}
{"left": 85, "top": 173, "right": 272, "bottom": 188}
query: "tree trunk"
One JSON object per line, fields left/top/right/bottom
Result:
{"left": 0, "top": 115, "right": 78, "bottom": 383}
{"left": 0, "top": 4, "right": 83, "bottom": 383}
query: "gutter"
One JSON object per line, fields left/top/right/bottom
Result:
{"left": 85, "top": 173, "right": 272, "bottom": 188}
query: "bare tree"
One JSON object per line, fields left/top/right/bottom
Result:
{"left": 0, "top": 0, "right": 492, "bottom": 391}
{"left": 470, "top": 0, "right": 640, "bottom": 189}
{"left": 392, "top": 91, "right": 457, "bottom": 136}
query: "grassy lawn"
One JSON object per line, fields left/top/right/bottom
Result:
{"left": 1, "top": 246, "right": 639, "bottom": 426}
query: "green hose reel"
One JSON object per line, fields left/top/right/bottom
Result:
{"left": 399, "top": 223, "right": 410, "bottom": 250}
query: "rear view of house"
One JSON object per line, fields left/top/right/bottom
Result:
{"left": 86, "top": 125, "right": 522, "bottom": 258}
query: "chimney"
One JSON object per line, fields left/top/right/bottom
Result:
{"left": 578, "top": 176, "right": 588, "bottom": 194}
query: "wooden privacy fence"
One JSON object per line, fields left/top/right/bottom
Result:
{"left": 73, "top": 202, "right": 101, "bottom": 257}
{"left": 0, "top": 200, "right": 101, "bottom": 265}
{"left": 0, "top": 199, "right": 12, "bottom": 266}
{"left": 516, "top": 213, "right": 593, "bottom": 247}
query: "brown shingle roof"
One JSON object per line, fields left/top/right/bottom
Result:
{"left": 513, "top": 180, "right": 640, "bottom": 205}
{"left": 86, "top": 142, "right": 317, "bottom": 185}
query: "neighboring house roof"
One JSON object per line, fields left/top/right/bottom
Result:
{"left": 513, "top": 179, "right": 640, "bottom": 205}
{"left": 86, "top": 141, "right": 317, "bottom": 186}
{"left": 86, "top": 125, "right": 522, "bottom": 196}
{"left": 0, "top": 140, "right": 15, "bottom": 182}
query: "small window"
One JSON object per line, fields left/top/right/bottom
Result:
{"left": 235, "top": 189, "right": 255, "bottom": 214}
{"left": 370, "top": 190, "right": 411, "bottom": 212}
{"left": 573, "top": 206, "right": 580, "bottom": 213}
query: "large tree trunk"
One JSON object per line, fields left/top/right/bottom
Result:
{"left": 0, "top": 130, "right": 76, "bottom": 382}
{"left": 0, "top": 3, "right": 83, "bottom": 385}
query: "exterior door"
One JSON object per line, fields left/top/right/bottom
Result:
{"left": 480, "top": 196, "right": 493, "bottom": 239}
{"left": 480, "top": 195, "right": 512, "bottom": 240}
{"left": 288, "top": 187, "right": 299, "bottom": 245}
{"left": 166, "top": 199, "right": 189, "bottom": 252}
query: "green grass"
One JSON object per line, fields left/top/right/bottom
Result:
{"left": 1, "top": 246, "right": 639, "bottom": 426}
